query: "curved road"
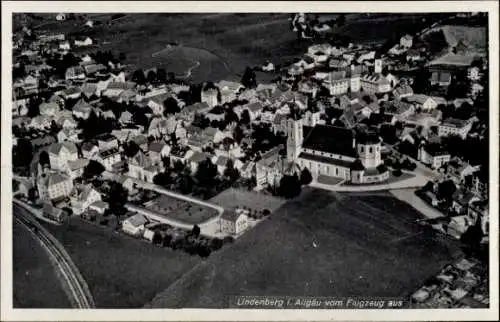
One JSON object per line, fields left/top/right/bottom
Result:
{"left": 13, "top": 203, "right": 95, "bottom": 308}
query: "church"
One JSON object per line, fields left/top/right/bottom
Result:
{"left": 286, "top": 115, "right": 389, "bottom": 184}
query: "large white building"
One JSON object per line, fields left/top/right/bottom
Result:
{"left": 287, "top": 116, "right": 389, "bottom": 184}
{"left": 48, "top": 142, "right": 78, "bottom": 172}
{"left": 438, "top": 118, "right": 474, "bottom": 139}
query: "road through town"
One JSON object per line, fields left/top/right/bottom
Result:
{"left": 13, "top": 203, "right": 95, "bottom": 308}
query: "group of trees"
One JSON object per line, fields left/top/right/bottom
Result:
{"left": 277, "top": 167, "right": 313, "bottom": 199}
{"left": 77, "top": 110, "right": 116, "bottom": 140}
{"left": 151, "top": 227, "right": 229, "bottom": 258}
{"left": 104, "top": 181, "right": 128, "bottom": 217}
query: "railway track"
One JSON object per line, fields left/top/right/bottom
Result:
{"left": 14, "top": 205, "right": 95, "bottom": 308}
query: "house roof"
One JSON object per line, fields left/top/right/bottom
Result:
{"left": 48, "top": 171, "right": 70, "bottom": 186}
{"left": 148, "top": 141, "right": 167, "bottom": 153}
{"left": 125, "top": 213, "right": 148, "bottom": 227}
{"left": 83, "top": 63, "right": 107, "bottom": 75}
{"left": 217, "top": 80, "right": 243, "bottom": 92}
{"left": 220, "top": 209, "right": 245, "bottom": 222}
{"left": 73, "top": 98, "right": 93, "bottom": 112}
{"left": 119, "top": 111, "right": 133, "bottom": 123}
{"left": 75, "top": 184, "right": 99, "bottom": 201}
{"left": 361, "top": 73, "right": 390, "bottom": 85}
{"left": 131, "top": 134, "right": 148, "bottom": 145}
{"left": 67, "top": 158, "right": 89, "bottom": 171}
{"left": 189, "top": 151, "right": 210, "bottom": 163}
{"left": 393, "top": 84, "right": 414, "bottom": 97}
{"left": 423, "top": 143, "right": 449, "bottom": 156}
{"left": 299, "top": 152, "right": 354, "bottom": 168}
{"left": 431, "top": 71, "right": 452, "bottom": 83}
{"left": 81, "top": 141, "right": 98, "bottom": 152}
{"left": 99, "top": 147, "right": 120, "bottom": 158}
{"left": 441, "top": 118, "right": 471, "bottom": 129}
{"left": 244, "top": 102, "right": 264, "bottom": 113}
{"left": 107, "top": 81, "right": 136, "bottom": 90}
{"left": 302, "top": 125, "right": 357, "bottom": 157}
{"left": 405, "top": 94, "right": 432, "bottom": 105}
{"left": 48, "top": 141, "right": 78, "bottom": 155}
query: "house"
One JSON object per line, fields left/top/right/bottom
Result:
{"left": 242, "top": 102, "right": 264, "bottom": 121}
{"left": 406, "top": 49, "right": 422, "bottom": 62}
{"left": 177, "top": 102, "right": 211, "bottom": 124}
{"left": 70, "top": 184, "right": 102, "bottom": 215}
{"left": 217, "top": 80, "right": 244, "bottom": 104}
{"left": 147, "top": 117, "right": 173, "bottom": 138}
{"left": 81, "top": 142, "right": 99, "bottom": 159}
{"left": 294, "top": 55, "right": 316, "bottom": 70}
{"left": 128, "top": 150, "right": 160, "bottom": 183}
{"left": 48, "top": 141, "right": 78, "bottom": 171}
{"left": 57, "top": 128, "right": 80, "bottom": 143}
{"left": 72, "top": 99, "right": 93, "bottom": 119}
{"left": 30, "top": 115, "right": 52, "bottom": 130}
{"left": 118, "top": 110, "right": 133, "bottom": 125}
{"left": 240, "top": 161, "right": 256, "bottom": 179}
{"left": 400, "top": 34, "right": 413, "bottom": 48}
{"left": 418, "top": 143, "right": 451, "bottom": 169}
{"left": 148, "top": 141, "right": 171, "bottom": 166}
{"left": 446, "top": 160, "right": 480, "bottom": 183}
{"left": 37, "top": 171, "right": 74, "bottom": 202}
{"left": 382, "top": 100, "right": 415, "bottom": 121}
{"left": 65, "top": 158, "right": 89, "bottom": 180}
{"left": 255, "top": 145, "right": 287, "bottom": 189}
{"left": 219, "top": 208, "right": 249, "bottom": 236}
{"left": 430, "top": 71, "right": 452, "bottom": 87}
{"left": 438, "top": 118, "right": 474, "bottom": 139}
{"left": 74, "top": 37, "right": 93, "bottom": 47}
{"left": 60, "top": 87, "right": 82, "bottom": 101}
{"left": 95, "top": 147, "right": 121, "bottom": 172}
{"left": 404, "top": 94, "right": 439, "bottom": 111}
{"left": 89, "top": 200, "right": 109, "bottom": 214}
{"left": 146, "top": 93, "right": 171, "bottom": 115}
{"left": 122, "top": 213, "right": 149, "bottom": 236}
{"left": 83, "top": 63, "right": 107, "bottom": 76}
{"left": 42, "top": 202, "right": 67, "bottom": 223}
{"left": 201, "top": 86, "right": 219, "bottom": 108}
{"left": 360, "top": 73, "right": 391, "bottom": 94}
{"left": 187, "top": 150, "right": 211, "bottom": 173}
{"left": 65, "top": 66, "right": 86, "bottom": 81}
{"left": 96, "top": 133, "right": 119, "bottom": 151}
{"left": 452, "top": 190, "right": 480, "bottom": 214}
{"left": 39, "top": 102, "right": 60, "bottom": 117}
{"left": 59, "top": 40, "right": 71, "bottom": 51}
{"left": 393, "top": 84, "right": 414, "bottom": 99}
{"left": 131, "top": 134, "right": 149, "bottom": 152}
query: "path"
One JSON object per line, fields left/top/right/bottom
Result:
{"left": 390, "top": 188, "right": 446, "bottom": 220}
{"left": 310, "top": 171, "right": 429, "bottom": 192}
{"left": 13, "top": 202, "right": 95, "bottom": 308}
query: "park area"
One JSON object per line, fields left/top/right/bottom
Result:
{"left": 143, "top": 195, "right": 218, "bottom": 225}
{"left": 148, "top": 188, "right": 463, "bottom": 308}
{"left": 40, "top": 217, "right": 200, "bottom": 308}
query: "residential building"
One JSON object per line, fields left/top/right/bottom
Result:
{"left": 96, "top": 133, "right": 119, "bottom": 151}
{"left": 404, "top": 94, "right": 440, "bottom": 111}
{"left": 148, "top": 141, "right": 171, "bottom": 166}
{"left": 70, "top": 184, "right": 102, "bottom": 215}
{"left": 219, "top": 208, "right": 249, "bottom": 236}
{"left": 418, "top": 143, "right": 451, "bottom": 169}
{"left": 128, "top": 150, "right": 160, "bottom": 183}
{"left": 438, "top": 118, "right": 474, "bottom": 139}
{"left": 48, "top": 141, "right": 78, "bottom": 171}
{"left": 81, "top": 142, "right": 100, "bottom": 159}
{"left": 216, "top": 80, "right": 244, "bottom": 104}
{"left": 201, "top": 86, "right": 219, "bottom": 108}
{"left": 37, "top": 171, "right": 74, "bottom": 202}
{"left": 430, "top": 71, "right": 452, "bottom": 86}
{"left": 95, "top": 147, "right": 121, "bottom": 172}
{"left": 255, "top": 145, "right": 287, "bottom": 189}
{"left": 74, "top": 37, "right": 93, "bottom": 47}
{"left": 65, "top": 66, "right": 86, "bottom": 81}
{"left": 72, "top": 99, "right": 92, "bottom": 119}
{"left": 122, "top": 213, "right": 149, "bottom": 236}
{"left": 360, "top": 73, "right": 391, "bottom": 94}
{"left": 65, "top": 158, "right": 89, "bottom": 180}
{"left": 392, "top": 84, "right": 414, "bottom": 99}
{"left": 39, "top": 102, "right": 60, "bottom": 117}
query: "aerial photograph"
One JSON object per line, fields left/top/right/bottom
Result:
{"left": 10, "top": 11, "right": 490, "bottom": 310}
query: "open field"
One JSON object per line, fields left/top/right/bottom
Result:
{"left": 13, "top": 220, "right": 71, "bottom": 308}
{"left": 144, "top": 195, "right": 218, "bottom": 225}
{"left": 209, "top": 188, "right": 285, "bottom": 213}
{"left": 148, "top": 188, "right": 463, "bottom": 308}
{"left": 41, "top": 217, "right": 200, "bottom": 308}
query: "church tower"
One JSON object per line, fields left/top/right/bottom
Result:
{"left": 357, "top": 133, "right": 382, "bottom": 169}
{"left": 286, "top": 117, "right": 304, "bottom": 162}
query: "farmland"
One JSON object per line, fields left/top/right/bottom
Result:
{"left": 148, "top": 188, "right": 463, "bottom": 308}
{"left": 40, "top": 217, "right": 200, "bottom": 308}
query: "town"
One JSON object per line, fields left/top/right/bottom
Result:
{"left": 11, "top": 12, "right": 489, "bottom": 309}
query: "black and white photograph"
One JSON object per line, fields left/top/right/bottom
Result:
{"left": 1, "top": 1, "right": 498, "bottom": 321}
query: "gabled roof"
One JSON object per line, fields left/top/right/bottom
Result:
{"left": 130, "top": 150, "right": 151, "bottom": 168}
{"left": 125, "top": 213, "right": 148, "bottom": 227}
{"left": 67, "top": 158, "right": 89, "bottom": 171}
{"left": 73, "top": 98, "right": 93, "bottom": 112}
{"left": 48, "top": 171, "right": 70, "bottom": 186}
{"left": 148, "top": 141, "right": 167, "bottom": 153}
{"left": 302, "top": 125, "right": 357, "bottom": 157}
{"left": 48, "top": 141, "right": 78, "bottom": 155}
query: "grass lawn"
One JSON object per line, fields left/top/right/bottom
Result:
{"left": 13, "top": 220, "right": 71, "bottom": 308}
{"left": 145, "top": 195, "right": 219, "bottom": 225}
{"left": 209, "top": 188, "right": 285, "bottom": 213}
{"left": 148, "top": 187, "right": 463, "bottom": 308}
{"left": 41, "top": 217, "right": 201, "bottom": 308}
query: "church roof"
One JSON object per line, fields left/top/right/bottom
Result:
{"left": 301, "top": 125, "right": 357, "bottom": 157}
